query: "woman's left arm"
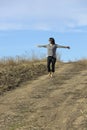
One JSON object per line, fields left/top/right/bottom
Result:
{"left": 57, "top": 44, "right": 70, "bottom": 49}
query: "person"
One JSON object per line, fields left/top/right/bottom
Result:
{"left": 37, "top": 37, "right": 70, "bottom": 77}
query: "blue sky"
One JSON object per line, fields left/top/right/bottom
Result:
{"left": 0, "top": 0, "right": 87, "bottom": 61}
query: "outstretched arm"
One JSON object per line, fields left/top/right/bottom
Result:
{"left": 37, "top": 45, "right": 47, "bottom": 48}
{"left": 57, "top": 44, "right": 70, "bottom": 49}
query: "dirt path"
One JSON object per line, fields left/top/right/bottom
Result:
{"left": 0, "top": 63, "right": 87, "bottom": 130}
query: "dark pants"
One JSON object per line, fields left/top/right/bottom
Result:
{"left": 47, "top": 56, "right": 56, "bottom": 73}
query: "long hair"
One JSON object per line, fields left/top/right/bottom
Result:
{"left": 49, "top": 37, "right": 55, "bottom": 45}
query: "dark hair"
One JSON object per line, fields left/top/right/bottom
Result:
{"left": 49, "top": 37, "right": 55, "bottom": 45}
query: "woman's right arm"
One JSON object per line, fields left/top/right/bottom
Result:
{"left": 37, "top": 45, "right": 47, "bottom": 48}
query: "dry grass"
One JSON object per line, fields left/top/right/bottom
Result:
{"left": 0, "top": 57, "right": 47, "bottom": 95}
{"left": 72, "top": 59, "right": 87, "bottom": 72}
{"left": 0, "top": 59, "right": 87, "bottom": 130}
{"left": 0, "top": 57, "right": 87, "bottom": 95}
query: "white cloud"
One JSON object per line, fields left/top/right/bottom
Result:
{"left": 0, "top": 0, "right": 87, "bottom": 32}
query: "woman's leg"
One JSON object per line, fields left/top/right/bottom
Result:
{"left": 47, "top": 57, "right": 51, "bottom": 73}
{"left": 52, "top": 57, "right": 56, "bottom": 73}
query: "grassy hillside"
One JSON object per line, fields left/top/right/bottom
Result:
{"left": 0, "top": 59, "right": 87, "bottom": 130}
{"left": 0, "top": 58, "right": 87, "bottom": 95}
{"left": 0, "top": 58, "right": 47, "bottom": 94}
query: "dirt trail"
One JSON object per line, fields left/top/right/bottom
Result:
{"left": 0, "top": 63, "right": 87, "bottom": 130}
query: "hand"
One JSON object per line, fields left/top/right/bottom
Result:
{"left": 67, "top": 46, "right": 70, "bottom": 49}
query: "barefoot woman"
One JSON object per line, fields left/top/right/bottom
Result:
{"left": 37, "top": 38, "right": 70, "bottom": 77}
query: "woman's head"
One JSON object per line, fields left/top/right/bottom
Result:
{"left": 49, "top": 37, "right": 55, "bottom": 45}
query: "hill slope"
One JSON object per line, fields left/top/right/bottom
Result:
{"left": 0, "top": 61, "right": 87, "bottom": 130}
